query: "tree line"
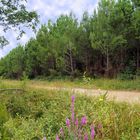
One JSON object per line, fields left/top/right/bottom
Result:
{"left": 0, "top": 0, "right": 140, "bottom": 79}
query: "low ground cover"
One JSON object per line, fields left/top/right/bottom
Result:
{"left": 1, "top": 78, "right": 140, "bottom": 91}
{"left": 0, "top": 85, "right": 140, "bottom": 139}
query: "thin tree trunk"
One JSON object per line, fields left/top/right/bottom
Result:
{"left": 136, "top": 46, "right": 139, "bottom": 71}
{"left": 69, "top": 42, "right": 74, "bottom": 75}
{"left": 70, "top": 49, "right": 73, "bottom": 73}
{"left": 85, "top": 50, "right": 88, "bottom": 72}
{"left": 106, "top": 48, "right": 109, "bottom": 77}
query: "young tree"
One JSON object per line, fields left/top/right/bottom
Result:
{"left": 48, "top": 14, "right": 79, "bottom": 76}
{"left": 0, "top": 45, "right": 25, "bottom": 78}
{"left": 90, "top": 0, "right": 127, "bottom": 77}
{"left": 132, "top": 0, "right": 140, "bottom": 72}
{"left": 77, "top": 12, "right": 94, "bottom": 75}
{"left": 24, "top": 38, "right": 41, "bottom": 78}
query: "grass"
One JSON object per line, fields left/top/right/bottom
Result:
{"left": 1, "top": 77, "right": 140, "bottom": 91}
{"left": 0, "top": 80, "right": 140, "bottom": 139}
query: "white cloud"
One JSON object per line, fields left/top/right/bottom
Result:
{"left": 0, "top": 0, "right": 98, "bottom": 58}
{"left": 0, "top": 51, "right": 4, "bottom": 58}
{"left": 30, "top": 0, "right": 46, "bottom": 11}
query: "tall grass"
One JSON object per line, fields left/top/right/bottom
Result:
{"left": 1, "top": 78, "right": 140, "bottom": 91}
{"left": 0, "top": 88, "right": 140, "bottom": 139}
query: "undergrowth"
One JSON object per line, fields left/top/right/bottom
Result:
{"left": 0, "top": 89, "right": 140, "bottom": 139}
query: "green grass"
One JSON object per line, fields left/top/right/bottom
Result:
{"left": 0, "top": 84, "right": 140, "bottom": 139}
{"left": 1, "top": 77, "right": 140, "bottom": 91}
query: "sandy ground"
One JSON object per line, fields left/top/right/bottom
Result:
{"left": 29, "top": 85, "right": 140, "bottom": 104}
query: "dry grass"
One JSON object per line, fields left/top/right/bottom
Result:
{"left": 1, "top": 79, "right": 140, "bottom": 104}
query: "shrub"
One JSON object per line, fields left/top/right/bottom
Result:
{"left": 6, "top": 96, "right": 30, "bottom": 117}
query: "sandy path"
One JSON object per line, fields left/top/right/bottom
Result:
{"left": 29, "top": 85, "right": 140, "bottom": 104}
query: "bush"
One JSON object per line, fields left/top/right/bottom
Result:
{"left": 117, "top": 67, "right": 136, "bottom": 80}
{"left": 6, "top": 95, "right": 30, "bottom": 117}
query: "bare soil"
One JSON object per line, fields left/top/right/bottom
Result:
{"left": 29, "top": 85, "right": 140, "bottom": 104}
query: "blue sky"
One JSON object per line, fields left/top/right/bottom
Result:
{"left": 0, "top": 0, "right": 98, "bottom": 58}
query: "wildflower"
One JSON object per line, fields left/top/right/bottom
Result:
{"left": 98, "top": 123, "right": 103, "bottom": 137}
{"left": 71, "top": 95, "right": 75, "bottom": 103}
{"left": 71, "top": 95, "right": 75, "bottom": 122}
{"left": 60, "top": 127, "right": 64, "bottom": 137}
{"left": 81, "top": 116, "right": 87, "bottom": 125}
{"left": 84, "top": 133, "right": 88, "bottom": 140}
{"left": 71, "top": 109, "right": 75, "bottom": 123}
{"left": 75, "top": 118, "right": 78, "bottom": 127}
{"left": 56, "top": 135, "right": 60, "bottom": 140}
{"left": 66, "top": 118, "right": 70, "bottom": 127}
{"left": 90, "top": 125, "right": 95, "bottom": 139}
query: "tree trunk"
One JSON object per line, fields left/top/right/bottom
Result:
{"left": 67, "top": 41, "right": 74, "bottom": 77}
{"left": 136, "top": 46, "right": 139, "bottom": 71}
{"left": 85, "top": 49, "right": 88, "bottom": 72}
{"left": 69, "top": 48, "right": 74, "bottom": 74}
{"left": 106, "top": 48, "right": 109, "bottom": 77}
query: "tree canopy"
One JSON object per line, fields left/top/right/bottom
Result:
{"left": 0, "top": 0, "right": 140, "bottom": 79}
{"left": 0, "top": 0, "right": 38, "bottom": 47}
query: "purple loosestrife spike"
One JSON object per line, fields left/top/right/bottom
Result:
{"left": 56, "top": 135, "right": 60, "bottom": 140}
{"left": 60, "top": 127, "right": 64, "bottom": 137}
{"left": 71, "top": 95, "right": 75, "bottom": 103}
{"left": 71, "top": 95, "right": 75, "bottom": 122}
{"left": 66, "top": 118, "right": 70, "bottom": 127}
{"left": 84, "top": 133, "right": 88, "bottom": 140}
{"left": 75, "top": 118, "right": 78, "bottom": 127}
{"left": 81, "top": 116, "right": 87, "bottom": 125}
{"left": 91, "top": 126, "right": 95, "bottom": 139}
{"left": 78, "top": 129, "right": 82, "bottom": 139}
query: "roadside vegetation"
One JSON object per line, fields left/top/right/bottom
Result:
{"left": 0, "top": 86, "right": 140, "bottom": 140}
{"left": 1, "top": 77, "right": 140, "bottom": 91}
{"left": 0, "top": 0, "right": 140, "bottom": 80}
{"left": 0, "top": 0, "right": 140, "bottom": 139}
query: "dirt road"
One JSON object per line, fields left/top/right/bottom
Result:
{"left": 30, "top": 85, "right": 140, "bottom": 104}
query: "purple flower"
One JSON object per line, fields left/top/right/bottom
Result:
{"left": 43, "top": 137, "right": 47, "bottom": 140}
{"left": 91, "top": 126, "right": 95, "bottom": 139}
{"left": 75, "top": 118, "right": 78, "bottom": 127}
{"left": 56, "top": 135, "right": 60, "bottom": 140}
{"left": 84, "top": 133, "right": 88, "bottom": 140}
{"left": 81, "top": 116, "right": 87, "bottom": 125}
{"left": 71, "top": 95, "right": 75, "bottom": 122}
{"left": 66, "top": 118, "right": 70, "bottom": 127}
{"left": 71, "top": 95, "right": 75, "bottom": 103}
{"left": 60, "top": 127, "right": 64, "bottom": 137}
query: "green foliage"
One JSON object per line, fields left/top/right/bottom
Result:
{"left": 0, "top": 0, "right": 38, "bottom": 48}
{"left": 20, "top": 71, "right": 28, "bottom": 91}
{"left": 82, "top": 71, "right": 91, "bottom": 84}
{"left": 6, "top": 95, "right": 30, "bottom": 117}
{"left": 0, "top": 89, "right": 139, "bottom": 139}
{"left": 0, "top": 45, "right": 25, "bottom": 79}
{"left": 0, "top": 76, "right": 5, "bottom": 89}
{"left": 0, "top": 0, "right": 140, "bottom": 79}
{"left": 0, "top": 103, "right": 9, "bottom": 139}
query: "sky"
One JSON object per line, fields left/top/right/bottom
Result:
{"left": 0, "top": 0, "right": 98, "bottom": 58}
